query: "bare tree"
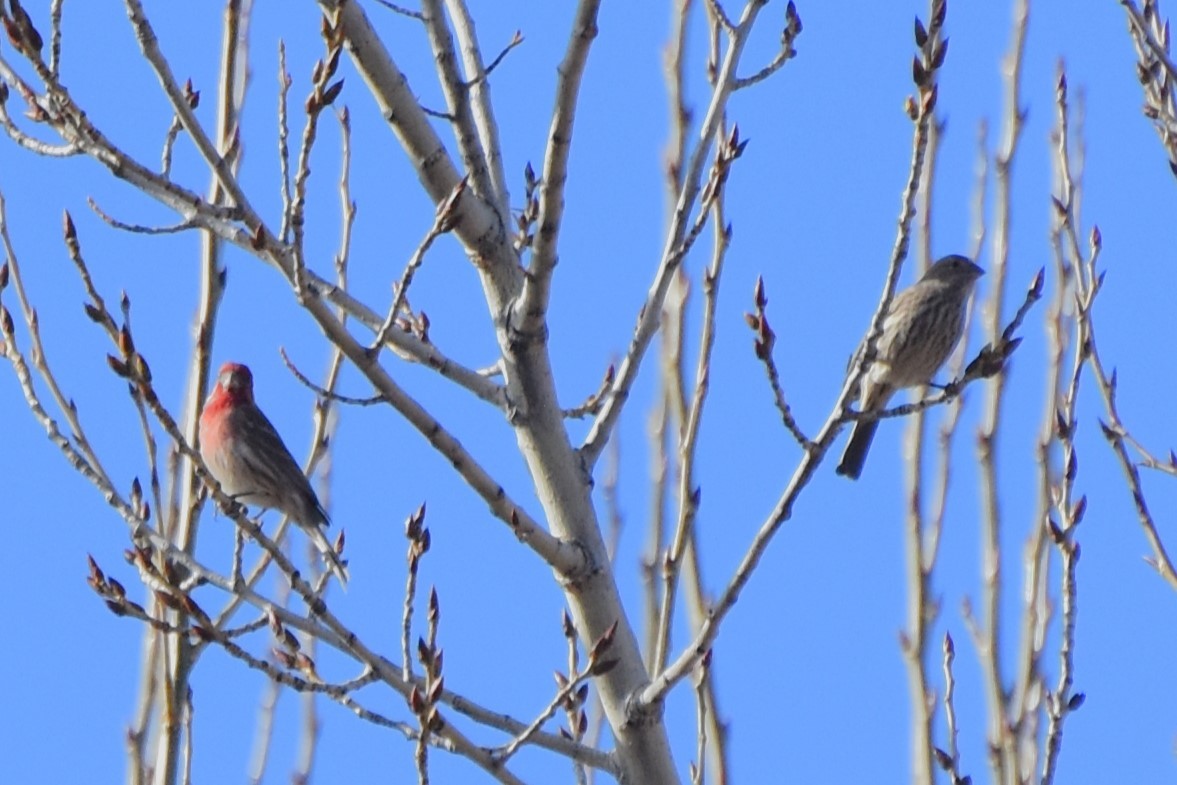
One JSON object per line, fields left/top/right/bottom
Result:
{"left": 1, "top": 0, "right": 1174, "bottom": 783}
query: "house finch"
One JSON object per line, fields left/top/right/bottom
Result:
{"left": 199, "top": 362, "right": 349, "bottom": 584}
{"left": 836, "top": 254, "right": 984, "bottom": 480}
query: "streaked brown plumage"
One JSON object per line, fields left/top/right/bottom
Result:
{"left": 199, "top": 362, "right": 349, "bottom": 583}
{"left": 837, "top": 255, "right": 984, "bottom": 480}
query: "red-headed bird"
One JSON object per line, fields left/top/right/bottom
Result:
{"left": 199, "top": 362, "right": 349, "bottom": 584}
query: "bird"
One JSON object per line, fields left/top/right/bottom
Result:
{"left": 836, "top": 254, "right": 984, "bottom": 480}
{"left": 199, "top": 361, "right": 349, "bottom": 584}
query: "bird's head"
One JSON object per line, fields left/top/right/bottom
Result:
{"left": 923, "top": 254, "right": 985, "bottom": 287}
{"left": 214, "top": 362, "right": 254, "bottom": 403}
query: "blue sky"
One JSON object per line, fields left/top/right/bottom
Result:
{"left": 2, "top": 0, "right": 1176, "bottom": 782}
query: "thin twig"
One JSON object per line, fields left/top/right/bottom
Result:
{"left": 402, "top": 505, "right": 428, "bottom": 683}
{"left": 289, "top": 20, "right": 346, "bottom": 298}
{"left": 746, "top": 276, "right": 811, "bottom": 448}
{"left": 901, "top": 22, "right": 947, "bottom": 777}
{"left": 975, "top": 1, "right": 1029, "bottom": 777}
{"left": 88, "top": 198, "right": 199, "bottom": 235}
{"left": 938, "top": 634, "right": 966, "bottom": 781}
{"left": 732, "top": 2, "right": 801, "bottom": 89}
{"left": 689, "top": 653, "right": 712, "bottom": 785}
{"left": 496, "top": 670, "right": 594, "bottom": 765}
{"left": 370, "top": 176, "right": 468, "bottom": 353}
{"left": 278, "top": 40, "right": 294, "bottom": 242}
{"left": 580, "top": 0, "right": 789, "bottom": 469}
{"left": 479, "top": 29, "right": 523, "bottom": 81}
{"left": 653, "top": 133, "right": 736, "bottom": 674}
{"left": 562, "top": 364, "right": 615, "bottom": 419}
{"left": 280, "top": 347, "right": 384, "bottom": 405}
{"left": 495, "top": 615, "right": 614, "bottom": 767}
{"left": 0, "top": 202, "right": 113, "bottom": 483}
{"left": 1038, "top": 64, "right": 1088, "bottom": 784}
{"left": 373, "top": 0, "right": 425, "bottom": 21}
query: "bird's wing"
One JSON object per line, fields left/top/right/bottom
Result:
{"left": 233, "top": 405, "right": 328, "bottom": 523}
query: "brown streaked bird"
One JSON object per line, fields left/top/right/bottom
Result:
{"left": 837, "top": 254, "right": 983, "bottom": 480}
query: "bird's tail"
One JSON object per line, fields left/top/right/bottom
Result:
{"left": 306, "top": 524, "right": 350, "bottom": 586}
{"left": 836, "top": 419, "right": 878, "bottom": 480}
